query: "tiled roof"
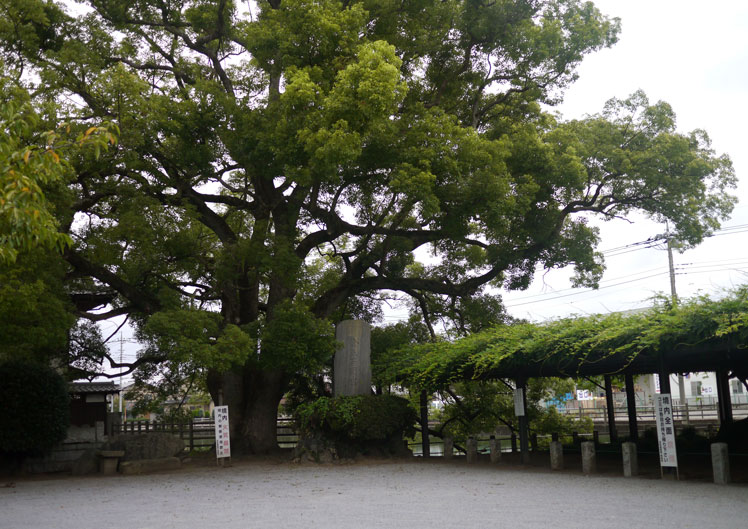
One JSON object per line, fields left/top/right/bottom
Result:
{"left": 69, "top": 381, "right": 119, "bottom": 394}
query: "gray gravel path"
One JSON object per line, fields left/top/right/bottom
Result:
{"left": 1, "top": 460, "right": 746, "bottom": 529}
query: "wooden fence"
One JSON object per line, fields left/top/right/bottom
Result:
{"left": 112, "top": 417, "right": 299, "bottom": 451}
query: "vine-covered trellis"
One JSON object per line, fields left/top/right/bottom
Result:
{"left": 374, "top": 287, "right": 748, "bottom": 391}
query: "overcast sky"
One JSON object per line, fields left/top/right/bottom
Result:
{"left": 500, "top": 0, "right": 748, "bottom": 322}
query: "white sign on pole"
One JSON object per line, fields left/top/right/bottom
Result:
{"left": 214, "top": 405, "right": 231, "bottom": 459}
{"left": 654, "top": 394, "right": 678, "bottom": 467}
{"left": 576, "top": 389, "right": 592, "bottom": 401}
{"left": 514, "top": 388, "right": 525, "bottom": 416}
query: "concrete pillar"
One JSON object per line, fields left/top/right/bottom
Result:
{"left": 550, "top": 441, "right": 564, "bottom": 470}
{"left": 489, "top": 436, "right": 501, "bottom": 463}
{"left": 333, "top": 320, "right": 372, "bottom": 396}
{"left": 443, "top": 437, "right": 454, "bottom": 460}
{"left": 622, "top": 442, "right": 638, "bottom": 477}
{"left": 711, "top": 442, "right": 731, "bottom": 485}
{"left": 581, "top": 441, "right": 596, "bottom": 475}
{"left": 466, "top": 437, "right": 478, "bottom": 463}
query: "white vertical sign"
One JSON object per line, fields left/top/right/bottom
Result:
{"left": 514, "top": 388, "right": 525, "bottom": 416}
{"left": 654, "top": 394, "right": 678, "bottom": 467}
{"left": 214, "top": 405, "right": 231, "bottom": 458}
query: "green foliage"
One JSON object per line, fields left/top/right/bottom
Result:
{"left": 377, "top": 288, "right": 748, "bottom": 390}
{"left": 0, "top": 249, "right": 73, "bottom": 363}
{"left": 533, "top": 406, "right": 593, "bottom": 442}
{"left": 0, "top": 87, "right": 118, "bottom": 263}
{"left": 433, "top": 378, "right": 590, "bottom": 443}
{"left": 260, "top": 301, "right": 337, "bottom": 372}
{"left": 0, "top": 359, "right": 70, "bottom": 456}
{"left": 371, "top": 318, "right": 432, "bottom": 387}
{"left": 295, "top": 394, "right": 417, "bottom": 443}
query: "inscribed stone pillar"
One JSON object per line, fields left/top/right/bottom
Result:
{"left": 550, "top": 441, "right": 564, "bottom": 471}
{"left": 622, "top": 442, "right": 638, "bottom": 477}
{"left": 466, "top": 437, "right": 478, "bottom": 463}
{"left": 711, "top": 443, "right": 731, "bottom": 485}
{"left": 334, "top": 320, "right": 372, "bottom": 396}
{"left": 489, "top": 436, "right": 502, "bottom": 463}
{"left": 581, "top": 441, "right": 596, "bottom": 474}
{"left": 443, "top": 437, "right": 454, "bottom": 459}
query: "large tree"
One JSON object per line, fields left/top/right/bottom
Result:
{"left": 0, "top": 0, "right": 735, "bottom": 453}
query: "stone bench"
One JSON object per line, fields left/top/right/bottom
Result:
{"left": 98, "top": 450, "right": 125, "bottom": 475}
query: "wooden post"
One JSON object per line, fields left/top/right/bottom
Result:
{"left": 516, "top": 378, "right": 530, "bottom": 464}
{"left": 604, "top": 374, "right": 618, "bottom": 442}
{"left": 530, "top": 433, "right": 538, "bottom": 452}
{"left": 420, "top": 389, "right": 431, "bottom": 458}
{"left": 715, "top": 368, "right": 733, "bottom": 426}
{"left": 189, "top": 420, "right": 195, "bottom": 452}
{"left": 510, "top": 433, "right": 517, "bottom": 453}
{"left": 624, "top": 373, "right": 638, "bottom": 442}
{"left": 658, "top": 363, "right": 672, "bottom": 395}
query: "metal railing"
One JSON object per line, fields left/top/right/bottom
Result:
{"left": 557, "top": 402, "right": 748, "bottom": 423}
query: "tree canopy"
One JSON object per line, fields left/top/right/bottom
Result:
{"left": 0, "top": 0, "right": 736, "bottom": 452}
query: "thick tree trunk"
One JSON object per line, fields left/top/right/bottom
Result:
{"left": 208, "top": 367, "right": 286, "bottom": 454}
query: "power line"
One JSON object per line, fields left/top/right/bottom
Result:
{"left": 599, "top": 223, "right": 748, "bottom": 258}
{"left": 504, "top": 261, "right": 748, "bottom": 309}
{"left": 505, "top": 265, "right": 668, "bottom": 302}
{"left": 504, "top": 271, "right": 670, "bottom": 308}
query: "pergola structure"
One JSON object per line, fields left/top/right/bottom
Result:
{"left": 375, "top": 289, "right": 748, "bottom": 459}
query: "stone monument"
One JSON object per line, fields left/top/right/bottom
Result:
{"left": 333, "top": 320, "right": 372, "bottom": 396}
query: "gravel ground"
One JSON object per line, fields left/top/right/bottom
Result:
{"left": 1, "top": 459, "right": 747, "bottom": 529}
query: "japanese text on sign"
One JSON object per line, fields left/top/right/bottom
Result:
{"left": 654, "top": 394, "right": 678, "bottom": 468}
{"left": 214, "top": 405, "right": 231, "bottom": 459}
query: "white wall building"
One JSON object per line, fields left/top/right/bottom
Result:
{"left": 638, "top": 372, "right": 747, "bottom": 406}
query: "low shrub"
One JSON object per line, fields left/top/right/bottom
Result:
{"left": 296, "top": 394, "right": 417, "bottom": 444}
{"left": 0, "top": 359, "right": 70, "bottom": 457}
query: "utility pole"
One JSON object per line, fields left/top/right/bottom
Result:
{"left": 666, "top": 224, "right": 689, "bottom": 424}
{"left": 118, "top": 334, "right": 124, "bottom": 416}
